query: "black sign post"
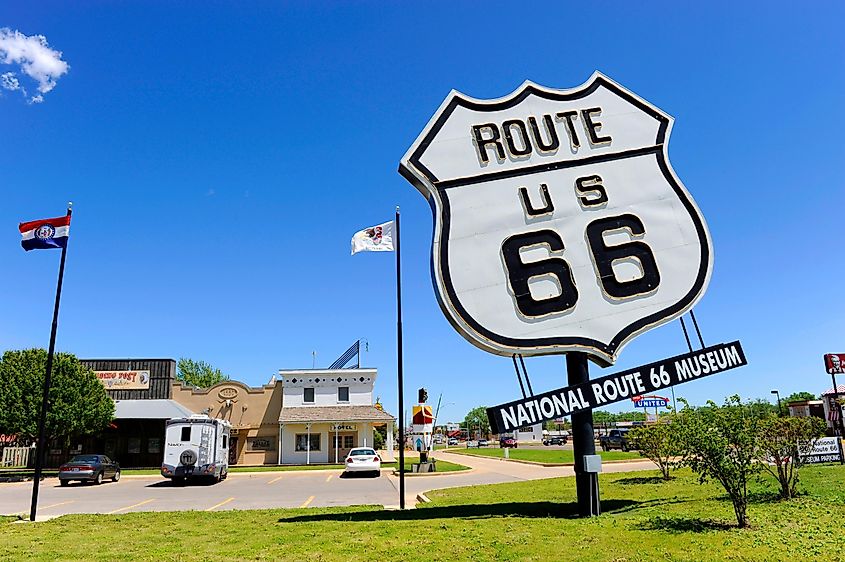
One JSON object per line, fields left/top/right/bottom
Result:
{"left": 567, "top": 352, "right": 599, "bottom": 517}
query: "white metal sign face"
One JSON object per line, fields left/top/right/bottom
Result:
{"left": 399, "top": 73, "right": 713, "bottom": 365}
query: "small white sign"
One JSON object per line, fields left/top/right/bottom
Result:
{"left": 799, "top": 437, "right": 843, "bottom": 464}
{"left": 400, "top": 73, "right": 712, "bottom": 365}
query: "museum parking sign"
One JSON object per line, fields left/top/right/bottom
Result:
{"left": 400, "top": 73, "right": 713, "bottom": 365}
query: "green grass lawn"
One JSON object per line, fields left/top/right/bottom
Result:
{"left": 447, "top": 447, "right": 640, "bottom": 463}
{"left": 5, "top": 465, "right": 845, "bottom": 561}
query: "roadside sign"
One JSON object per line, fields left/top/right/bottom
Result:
{"left": 824, "top": 354, "right": 845, "bottom": 374}
{"left": 487, "top": 341, "right": 746, "bottom": 434}
{"left": 400, "top": 72, "right": 713, "bottom": 366}
{"left": 632, "top": 395, "right": 670, "bottom": 409}
{"left": 798, "top": 437, "right": 843, "bottom": 464}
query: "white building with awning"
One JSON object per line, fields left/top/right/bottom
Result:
{"left": 277, "top": 369, "right": 395, "bottom": 464}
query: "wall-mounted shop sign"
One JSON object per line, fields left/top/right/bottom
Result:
{"left": 399, "top": 73, "right": 712, "bottom": 366}
{"left": 330, "top": 424, "right": 357, "bottom": 431}
{"left": 487, "top": 342, "right": 746, "bottom": 434}
{"left": 247, "top": 437, "right": 275, "bottom": 451}
{"left": 95, "top": 370, "right": 150, "bottom": 390}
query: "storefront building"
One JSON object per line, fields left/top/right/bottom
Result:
{"left": 171, "top": 379, "right": 283, "bottom": 465}
{"left": 276, "top": 369, "right": 395, "bottom": 464}
{"left": 75, "top": 359, "right": 188, "bottom": 468}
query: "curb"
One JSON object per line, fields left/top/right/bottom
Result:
{"left": 391, "top": 467, "right": 475, "bottom": 477}
{"left": 416, "top": 492, "right": 431, "bottom": 504}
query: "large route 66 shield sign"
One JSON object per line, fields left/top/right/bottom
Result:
{"left": 399, "top": 72, "right": 713, "bottom": 366}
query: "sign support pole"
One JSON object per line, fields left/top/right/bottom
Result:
{"left": 566, "top": 351, "right": 599, "bottom": 517}
{"left": 395, "top": 206, "right": 405, "bottom": 509}
{"left": 29, "top": 203, "right": 72, "bottom": 522}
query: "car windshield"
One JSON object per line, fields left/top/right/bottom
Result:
{"left": 349, "top": 449, "right": 376, "bottom": 456}
{"left": 70, "top": 455, "right": 99, "bottom": 463}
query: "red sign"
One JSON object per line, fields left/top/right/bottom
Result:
{"left": 824, "top": 354, "right": 845, "bottom": 374}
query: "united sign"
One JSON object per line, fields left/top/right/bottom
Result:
{"left": 400, "top": 73, "right": 712, "bottom": 366}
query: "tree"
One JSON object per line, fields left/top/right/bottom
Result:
{"left": 673, "top": 396, "right": 760, "bottom": 527}
{"left": 177, "top": 358, "right": 228, "bottom": 388}
{"left": 783, "top": 391, "right": 816, "bottom": 403}
{"left": 462, "top": 406, "right": 490, "bottom": 438}
{"left": 0, "top": 349, "right": 114, "bottom": 442}
{"left": 755, "top": 415, "right": 827, "bottom": 499}
{"left": 629, "top": 421, "right": 679, "bottom": 480}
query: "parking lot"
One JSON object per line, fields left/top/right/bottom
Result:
{"left": 0, "top": 452, "right": 658, "bottom": 518}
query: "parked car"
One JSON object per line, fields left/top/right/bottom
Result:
{"left": 343, "top": 447, "right": 381, "bottom": 477}
{"left": 161, "top": 415, "right": 231, "bottom": 484}
{"left": 466, "top": 440, "right": 479, "bottom": 448}
{"left": 447, "top": 437, "right": 459, "bottom": 446}
{"left": 500, "top": 437, "right": 518, "bottom": 448}
{"left": 599, "top": 429, "right": 637, "bottom": 452}
{"left": 542, "top": 435, "right": 568, "bottom": 446}
{"left": 58, "top": 454, "right": 120, "bottom": 486}
{"left": 478, "top": 439, "right": 489, "bottom": 447}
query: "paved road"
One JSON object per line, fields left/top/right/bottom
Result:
{"left": 0, "top": 453, "right": 657, "bottom": 518}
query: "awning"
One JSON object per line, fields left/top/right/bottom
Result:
{"left": 279, "top": 405, "right": 395, "bottom": 424}
{"left": 113, "top": 399, "right": 194, "bottom": 420}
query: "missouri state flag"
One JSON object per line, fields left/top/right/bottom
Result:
{"left": 19, "top": 214, "right": 71, "bottom": 251}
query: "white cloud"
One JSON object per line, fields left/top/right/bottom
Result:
{"left": 0, "top": 28, "right": 69, "bottom": 103}
{"left": 1, "top": 71, "right": 19, "bottom": 90}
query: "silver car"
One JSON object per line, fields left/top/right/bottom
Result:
{"left": 343, "top": 447, "right": 381, "bottom": 477}
{"left": 58, "top": 454, "right": 120, "bottom": 486}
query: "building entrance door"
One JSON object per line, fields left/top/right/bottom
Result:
{"left": 332, "top": 433, "right": 357, "bottom": 463}
{"left": 229, "top": 436, "right": 239, "bottom": 465}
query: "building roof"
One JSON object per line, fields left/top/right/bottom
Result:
{"left": 114, "top": 399, "right": 194, "bottom": 419}
{"left": 279, "top": 405, "right": 394, "bottom": 423}
{"left": 822, "top": 385, "right": 845, "bottom": 396}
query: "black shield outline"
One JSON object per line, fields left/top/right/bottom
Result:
{"left": 399, "top": 72, "right": 712, "bottom": 366}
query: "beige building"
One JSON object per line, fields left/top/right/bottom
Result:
{"left": 171, "top": 380, "right": 283, "bottom": 466}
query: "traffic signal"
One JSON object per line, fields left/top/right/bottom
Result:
{"left": 418, "top": 387, "right": 428, "bottom": 403}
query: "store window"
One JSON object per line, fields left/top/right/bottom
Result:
{"left": 127, "top": 438, "right": 141, "bottom": 454}
{"left": 295, "top": 434, "right": 321, "bottom": 452}
{"left": 338, "top": 387, "right": 349, "bottom": 402}
{"left": 148, "top": 438, "right": 161, "bottom": 454}
{"left": 304, "top": 387, "right": 315, "bottom": 403}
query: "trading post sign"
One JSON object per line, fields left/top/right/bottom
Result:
{"left": 487, "top": 341, "right": 746, "bottom": 434}
{"left": 400, "top": 72, "right": 713, "bottom": 366}
{"left": 95, "top": 370, "right": 150, "bottom": 390}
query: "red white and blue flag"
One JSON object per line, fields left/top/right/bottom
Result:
{"left": 19, "top": 214, "right": 71, "bottom": 251}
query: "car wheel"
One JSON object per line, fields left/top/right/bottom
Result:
{"left": 94, "top": 472, "right": 103, "bottom": 485}
{"left": 601, "top": 445, "right": 607, "bottom": 451}
{"left": 622, "top": 444, "right": 629, "bottom": 452}
{"left": 112, "top": 470, "right": 121, "bottom": 482}
{"left": 60, "top": 479, "right": 69, "bottom": 487}
{"left": 173, "top": 476, "right": 185, "bottom": 486}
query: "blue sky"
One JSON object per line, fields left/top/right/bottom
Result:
{"left": 1, "top": 2, "right": 843, "bottom": 425}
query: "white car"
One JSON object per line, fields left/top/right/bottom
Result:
{"left": 343, "top": 447, "right": 381, "bottom": 477}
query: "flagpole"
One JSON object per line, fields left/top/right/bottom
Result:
{"left": 30, "top": 202, "right": 72, "bottom": 522}
{"left": 395, "top": 206, "right": 405, "bottom": 509}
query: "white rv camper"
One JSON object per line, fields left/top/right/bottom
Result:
{"left": 161, "top": 415, "right": 231, "bottom": 483}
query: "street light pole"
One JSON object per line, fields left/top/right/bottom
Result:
{"left": 770, "top": 389, "right": 782, "bottom": 416}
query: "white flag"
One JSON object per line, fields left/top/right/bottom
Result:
{"left": 351, "top": 221, "right": 394, "bottom": 255}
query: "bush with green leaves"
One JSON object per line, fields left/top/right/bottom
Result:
{"left": 672, "top": 396, "right": 760, "bottom": 527}
{"left": 629, "top": 420, "right": 679, "bottom": 480}
{"left": 0, "top": 348, "right": 114, "bottom": 442}
{"left": 755, "top": 414, "right": 827, "bottom": 499}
